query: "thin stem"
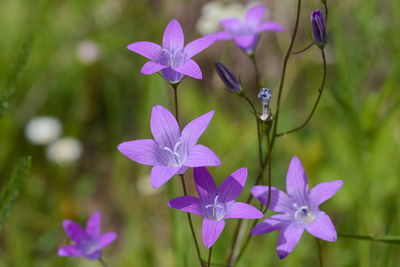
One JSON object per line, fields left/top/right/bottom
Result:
{"left": 207, "top": 247, "right": 213, "bottom": 267}
{"left": 171, "top": 83, "right": 180, "bottom": 123}
{"left": 338, "top": 233, "right": 400, "bottom": 244}
{"left": 324, "top": 2, "right": 328, "bottom": 22}
{"left": 262, "top": 133, "right": 273, "bottom": 213}
{"left": 243, "top": 94, "right": 263, "bottom": 167}
{"left": 276, "top": 48, "right": 326, "bottom": 137}
{"left": 249, "top": 54, "right": 262, "bottom": 90}
{"left": 316, "top": 238, "right": 324, "bottom": 267}
{"left": 271, "top": 0, "right": 302, "bottom": 139}
{"left": 99, "top": 258, "right": 108, "bottom": 267}
{"left": 291, "top": 42, "right": 315, "bottom": 55}
{"left": 180, "top": 174, "right": 204, "bottom": 266}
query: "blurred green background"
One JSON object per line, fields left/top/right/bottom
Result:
{"left": 0, "top": 0, "right": 399, "bottom": 266}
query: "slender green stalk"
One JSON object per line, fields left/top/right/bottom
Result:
{"left": 291, "top": 42, "right": 315, "bottom": 55}
{"left": 316, "top": 238, "right": 324, "bottom": 267}
{"left": 249, "top": 54, "right": 262, "bottom": 90}
{"left": 207, "top": 247, "right": 213, "bottom": 267}
{"left": 99, "top": 258, "right": 108, "bottom": 267}
{"left": 276, "top": 48, "right": 327, "bottom": 137}
{"left": 171, "top": 83, "right": 180, "bottom": 124}
{"left": 338, "top": 233, "right": 400, "bottom": 244}
{"left": 271, "top": 0, "right": 302, "bottom": 139}
{"left": 243, "top": 94, "right": 263, "bottom": 166}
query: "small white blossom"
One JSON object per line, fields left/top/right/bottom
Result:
{"left": 25, "top": 116, "right": 62, "bottom": 145}
{"left": 46, "top": 138, "right": 82, "bottom": 165}
{"left": 77, "top": 41, "right": 100, "bottom": 65}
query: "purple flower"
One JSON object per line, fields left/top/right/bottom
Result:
{"left": 58, "top": 212, "right": 117, "bottom": 260}
{"left": 215, "top": 5, "right": 284, "bottom": 54}
{"left": 127, "top": 19, "right": 215, "bottom": 83}
{"left": 214, "top": 62, "right": 242, "bottom": 94}
{"left": 118, "top": 105, "right": 221, "bottom": 188}
{"left": 251, "top": 156, "right": 343, "bottom": 259}
{"left": 169, "top": 167, "right": 263, "bottom": 248}
{"left": 311, "top": 10, "right": 327, "bottom": 47}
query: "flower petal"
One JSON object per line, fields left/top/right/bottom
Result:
{"left": 174, "top": 59, "right": 202, "bottom": 79}
{"left": 220, "top": 18, "right": 241, "bottom": 32}
{"left": 184, "top": 145, "right": 221, "bottom": 167}
{"left": 310, "top": 180, "right": 343, "bottom": 207}
{"left": 193, "top": 167, "right": 217, "bottom": 200}
{"left": 118, "top": 139, "right": 163, "bottom": 166}
{"left": 86, "top": 212, "right": 100, "bottom": 237}
{"left": 150, "top": 165, "right": 180, "bottom": 188}
{"left": 257, "top": 21, "right": 285, "bottom": 33}
{"left": 305, "top": 212, "right": 337, "bottom": 242}
{"left": 286, "top": 156, "right": 309, "bottom": 205}
{"left": 226, "top": 202, "right": 263, "bottom": 219}
{"left": 163, "top": 19, "right": 184, "bottom": 51}
{"left": 202, "top": 218, "right": 225, "bottom": 248}
{"left": 150, "top": 105, "right": 180, "bottom": 149}
{"left": 168, "top": 196, "right": 203, "bottom": 216}
{"left": 181, "top": 111, "right": 215, "bottom": 148}
{"left": 218, "top": 168, "right": 247, "bottom": 203}
{"left": 58, "top": 245, "right": 83, "bottom": 258}
{"left": 245, "top": 5, "right": 266, "bottom": 26}
{"left": 63, "top": 220, "right": 87, "bottom": 243}
{"left": 126, "top": 41, "right": 162, "bottom": 60}
{"left": 86, "top": 250, "right": 102, "bottom": 260}
{"left": 234, "top": 35, "right": 257, "bottom": 49}
{"left": 99, "top": 232, "right": 118, "bottom": 247}
{"left": 184, "top": 34, "right": 216, "bottom": 58}
{"left": 251, "top": 214, "right": 290, "bottom": 235}
{"left": 277, "top": 224, "right": 304, "bottom": 259}
{"left": 140, "top": 61, "right": 167, "bottom": 75}
{"left": 251, "top": 186, "right": 295, "bottom": 213}
{"left": 214, "top": 31, "right": 233, "bottom": 41}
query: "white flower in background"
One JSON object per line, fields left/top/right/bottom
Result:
{"left": 77, "top": 41, "right": 100, "bottom": 65}
{"left": 136, "top": 174, "right": 163, "bottom": 196}
{"left": 46, "top": 138, "right": 82, "bottom": 165}
{"left": 196, "top": 1, "right": 263, "bottom": 35}
{"left": 25, "top": 116, "right": 62, "bottom": 145}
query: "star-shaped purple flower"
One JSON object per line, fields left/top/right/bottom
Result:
{"left": 169, "top": 167, "right": 263, "bottom": 248}
{"left": 215, "top": 5, "right": 284, "bottom": 54}
{"left": 58, "top": 212, "right": 117, "bottom": 260}
{"left": 250, "top": 156, "right": 343, "bottom": 259}
{"left": 127, "top": 19, "right": 215, "bottom": 83}
{"left": 118, "top": 105, "right": 221, "bottom": 188}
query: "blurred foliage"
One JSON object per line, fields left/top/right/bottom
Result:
{"left": 0, "top": 0, "right": 399, "bottom": 266}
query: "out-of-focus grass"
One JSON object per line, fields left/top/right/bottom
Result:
{"left": 0, "top": 0, "right": 399, "bottom": 266}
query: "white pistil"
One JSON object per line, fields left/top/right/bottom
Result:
{"left": 205, "top": 195, "right": 226, "bottom": 221}
{"left": 163, "top": 142, "right": 183, "bottom": 167}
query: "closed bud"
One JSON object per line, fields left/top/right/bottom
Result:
{"left": 214, "top": 62, "right": 242, "bottom": 94}
{"left": 311, "top": 10, "right": 327, "bottom": 48}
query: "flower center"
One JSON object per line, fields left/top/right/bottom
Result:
{"left": 204, "top": 195, "right": 227, "bottom": 221}
{"left": 79, "top": 238, "right": 100, "bottom": 255}
{"left": 163, "top": 142, "right": 183, "bottom": 167}
{"left": 232, "top": 24, "right": 254, "bottom": 36}
{"left": 293, "top": 203, "right": 316, "bottom": 224}
{"left": 159, "top": 48, "right": 186, "bottom": 68}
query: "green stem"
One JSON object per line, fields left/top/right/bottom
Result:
{"left": 338, "top": 233, "right": 400, "bottom": 244}
{"left": 276, "top": 48, "right": 326, "bottom": 137}
{"left": 171, "top": 83, "right": 180, "bottom": 124}
{"left": 316, "top": 238, "right": 324, "bottom": 267}
{"left": 291, "top": 42, "right": 315, "bottom": 55}
{"left": 243, "top": 94, "right": 263, "bottom": 166}
{"left": 249, "top": 53, "right": 262, "bottom": 90}
{"left": 207, "top": 247, "right": 213, "bottom": 267}
{"left": 99, "top": 258, "right": 108, "bottom": 267}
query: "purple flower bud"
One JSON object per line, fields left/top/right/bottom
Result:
{"left": 214, "top": 62, "right": 242, "bottom": 94}
{"left": 311, "top": 10, "right": 327, "bottom": 47}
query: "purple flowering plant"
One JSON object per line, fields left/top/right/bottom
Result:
{"left": 58, "top": 212, "right": 117, "bottom": 260}
{"left": 251, "top": 157, "right": 343, "bottom": 259}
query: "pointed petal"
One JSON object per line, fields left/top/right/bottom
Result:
{"left": 234, "top": 35, "right": 257, "bottom": 49}
{"left": 63, "top": 220, "right": 86, "bottom": 243}
{"left": 214, "top": 31, "right": 233, "bottom": 41}
{"left": 86, "top": 250, "right": 102, "bottom": 260}
{"left": 118, "top": 139, "right": 162, "bottom": 166}
{"left": 193, "top": 167, "right": 217, "bottom": 200}
{"left": 277, "top": 224, "right": 304, "bottom": 259}
{"left": 168, "top": 196, "right": 203, "bottom": 216}
{"left": 202, "top": 218, "right": 225, "bottom": 248}
{"left": 150, "top": 105, "right": 180, "bottom": 149}
{"left": 184, "top": 145, "right": 221, "bottom": 167}
{"left": 226, "top": 202, "right": 263, "bottom": 219}
{"left": 286, "top": 156, "right": 309, "bottom": 205}
{"left": 140, "top": 61, "right": 167, "bottom": 75}
{"left": 99, "top": 232, "right": 118, "bottom": 247}
{"left": 181, "top": 111, "right": 215, "bottom": 148}
{"left": 220, "top": 18, "right": 241, "bottom": 32}
{"left": 174, "top": 59, "right": 202, "bottom": 79}
{"left": 163, "top": 19, "right": 184, "bottom": 51}
{"left": 305, "top": 212, "right": 337, "bottom": 242}
{"left": 251, "top": 214, "right": 290, "bottom": 235}
{"left": 310, "top": 180, "right": 343, "bottom": 206}
{"left": 58, "top": 245, "right": 83, "bottom": 258}
{"left": 86, "top": 212, "right": 101, "bottom": 236}
{"left": 184, "top": 35, "right": 216, "bottom": 58}
{"left": 245, "top": 5, "right": 266, "bottom": 26}
{"left": 257, "top": 21, "right": 285, "bottom": 33}
{"left": 218, "top": 168, "right": 247, "bottom": 203}
{"left": 150, "top": 165, "right": 180, "bottom": 188}
{"left": 251, "top": 186, "right": 295, "bottom": 213}
{"left": 126, "top": 41, "right": 162, "bottom": 60}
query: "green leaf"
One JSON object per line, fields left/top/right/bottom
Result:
{"left": 0, "top": 156, "right": 31, "bottom": 231}
{"left": 339, "top": 233, "right": 400, "bottom": 245}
